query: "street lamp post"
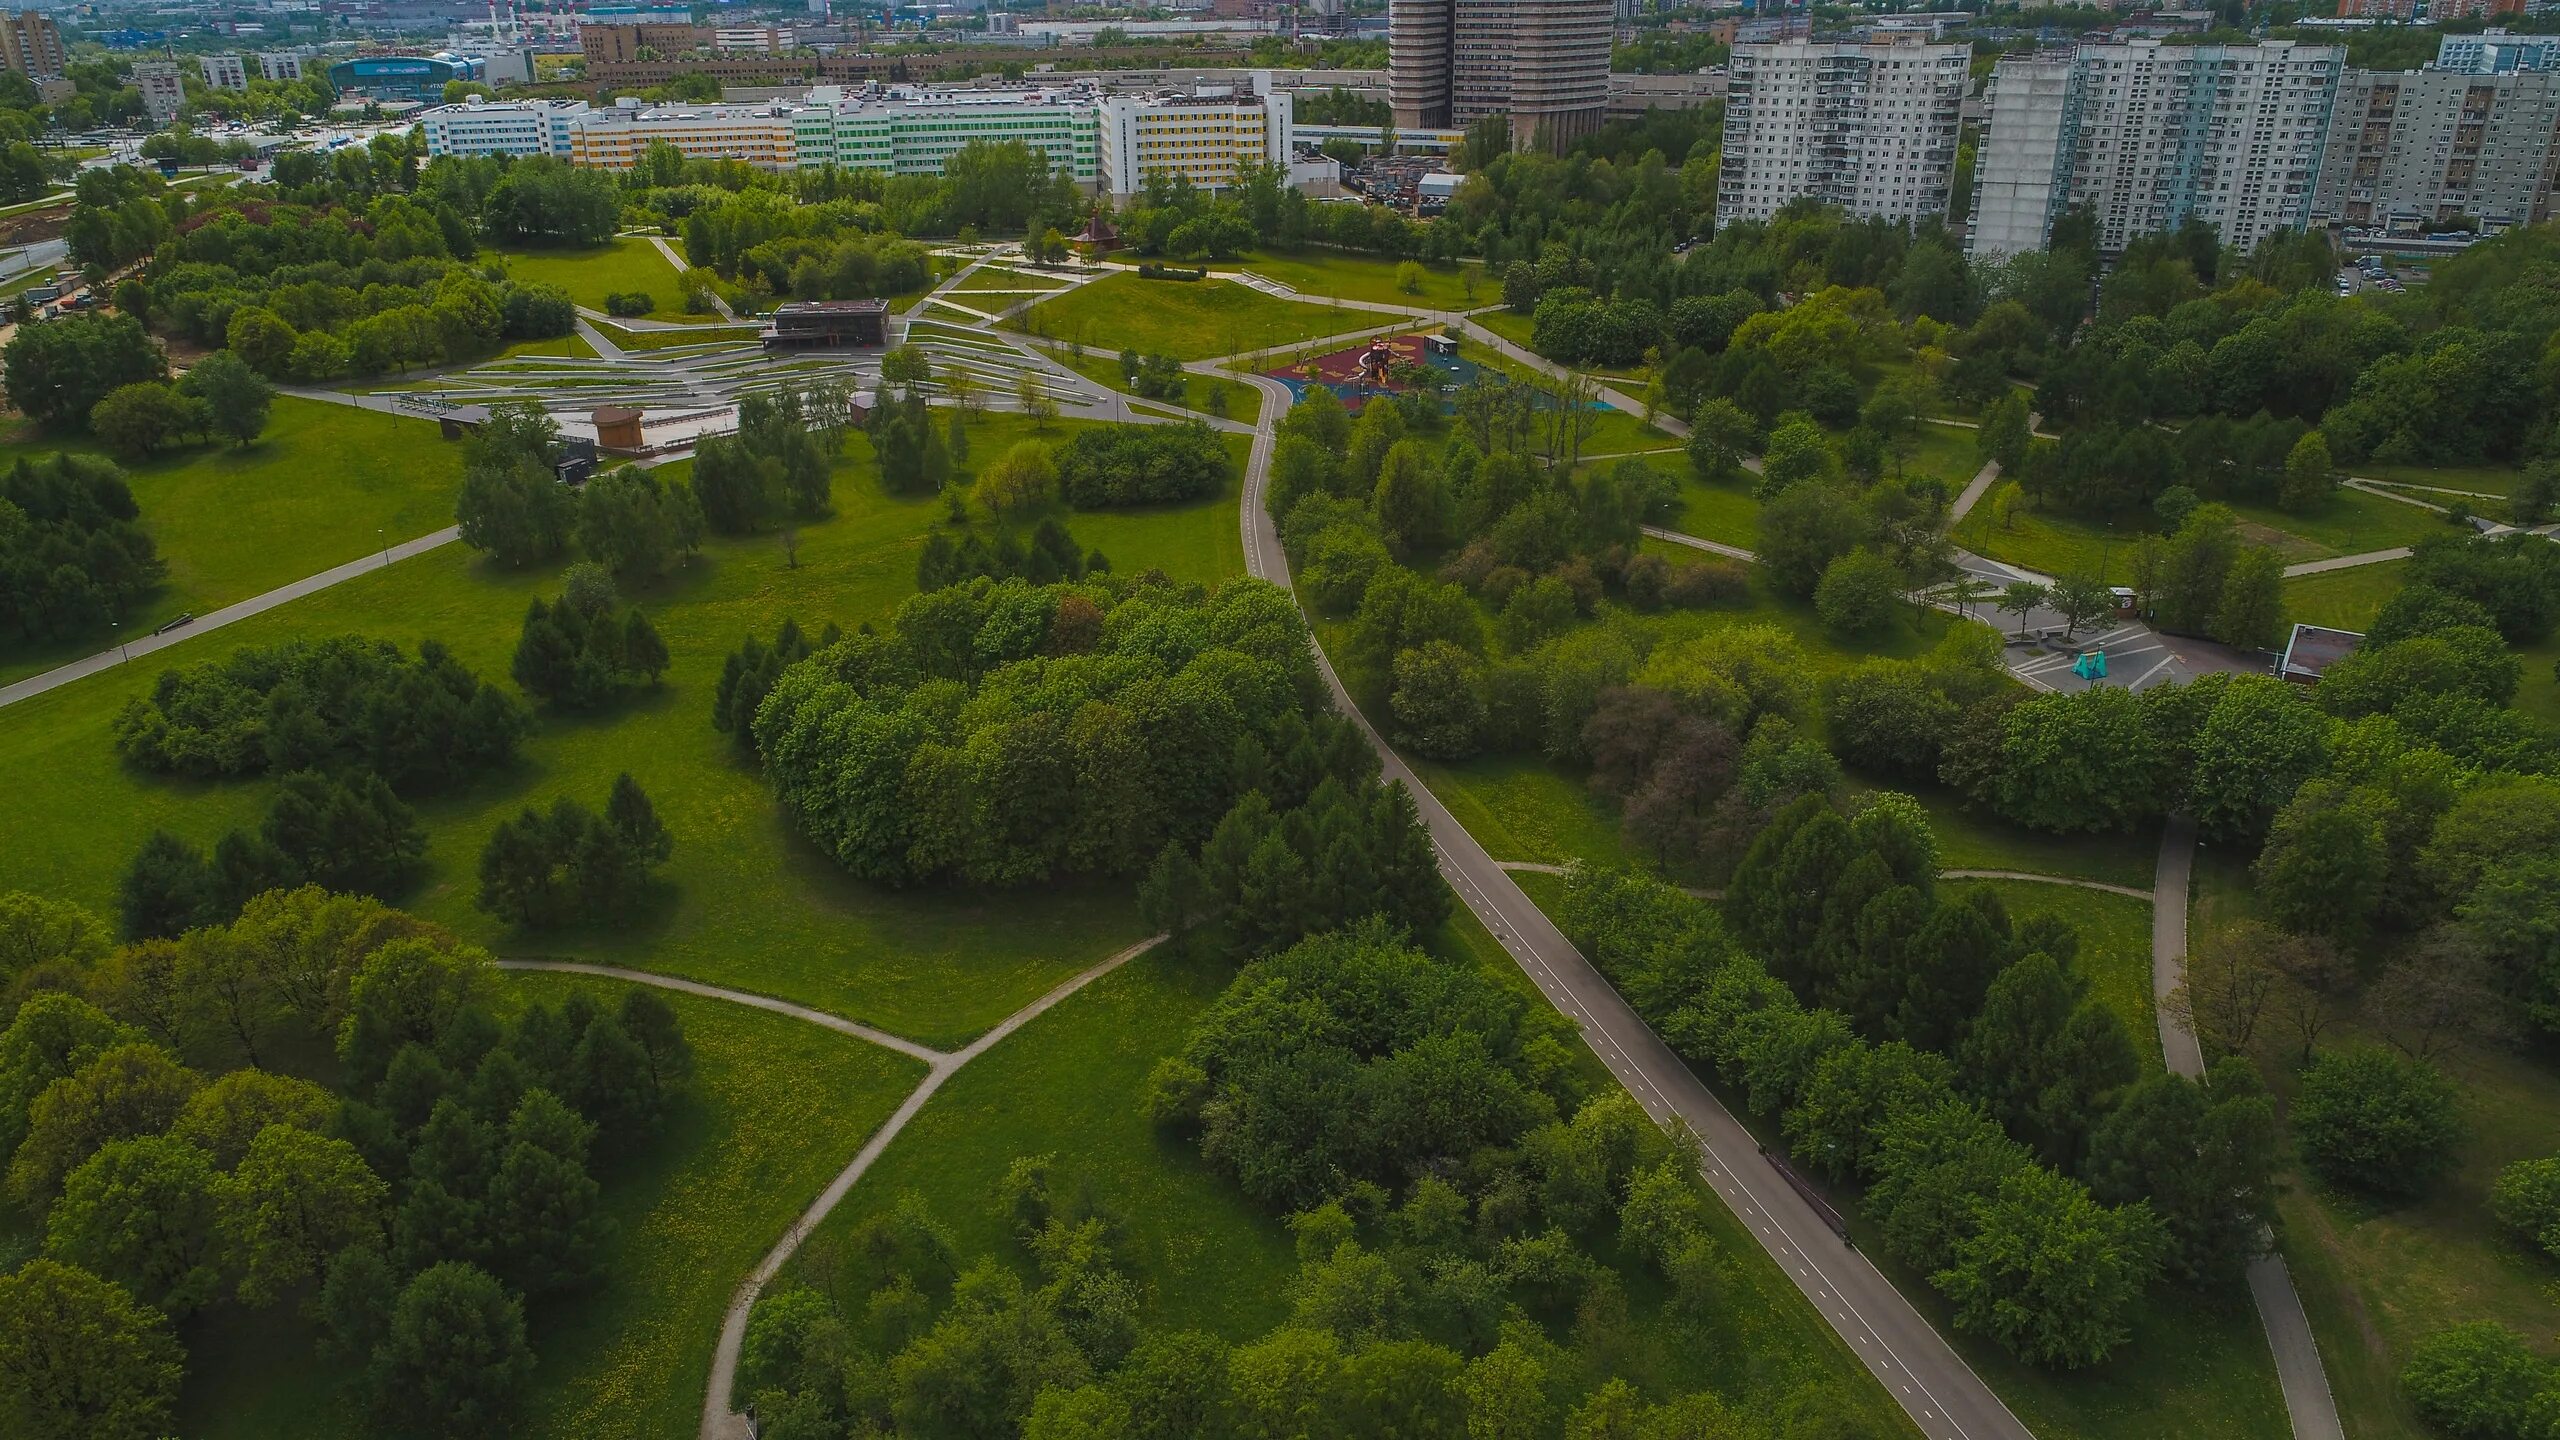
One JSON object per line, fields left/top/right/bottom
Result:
{"left": 113, "top": 620, "right": 126, "bottom": 662}
{"left": 377, "top": 528, "right": 388, "bottom": 567}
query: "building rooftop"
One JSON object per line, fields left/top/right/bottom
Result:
{"left": 2279, "top": 624, "right": 2364, "bottom": 680}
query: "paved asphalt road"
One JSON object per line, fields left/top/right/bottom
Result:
{"left": 0, "top": 526, "right": 460, "bottom": 711}
{"left": 1231, "top": 370, "right": 2032, "bottom": 1440}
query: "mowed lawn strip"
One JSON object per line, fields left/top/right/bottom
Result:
{"left": 0, "top": 412, "right": 1241, "bottom": 1045}
{"left": 177, "top": 970, "right": 927, "bottom": 1440}
{"left": 495, "top": 237, "right": 686, "bottom": 317}
{"left": 1234, "top": 251, "right": 1489, "bottom": 310}
{"left": 2283, "top": 559, "right": 2407, "bottom": 633}
{"left": 1009, "top": 272, "right": 1381, "bottom": 360}
{"left": 1956, "top": 484, "right": 2448, "bottom": 585}
{"left": 0, "top": 400, "right": 468, "bottom": 686}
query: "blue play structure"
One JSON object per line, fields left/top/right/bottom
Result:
{"left": 2072, "top": 650, "right": 2109, "bottom": 682}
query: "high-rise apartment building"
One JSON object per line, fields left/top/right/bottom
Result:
{"left": 1714, "top": 38, "right": 1968, "bottom": 228}
{"left": 132, "top": 61, "right": 186, "bottom": 125}
{"left": 1097, "top": 85, "right": 1293, "bottom": 197}
{"left": 0, "top": 11, "right": 65, "bottom": 83}
{"left": 200, "top": 54, "right": 249, "bottom": 92}
{"left": 2431, "top": 0, "right": 2528, "bottom": 22}
{"left": 2311, "top": 68, "right": 2560, "bottom": 232}
{"left": 790, "top": 89, "right": 1100, "bottom": 182}
{"left": 258, "top": 51, "right": 308, "bottom": 82}
{"left": 1968, "top": 40, "right": 2344, "bottom": 259}
{"left": 1390, "top": 0, "right": 1611, "bottom": 150}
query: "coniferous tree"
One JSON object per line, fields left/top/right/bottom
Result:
{"left": 119, "top": 831, "right": 218, "bottom": 942}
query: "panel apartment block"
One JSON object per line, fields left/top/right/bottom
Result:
{"left": 420, "top": 98, "right": 592, "bottom": 158}
{"left": 1715, "top": 39, "right": 1968, "bottom": 228}
{"left": 1389, "top": 0, "right": 1610, "bottom": 149}
{"left": 0, "top": 10, "right": 65, "bottom": 81}
{"left": 2312, "top": 68, "right": 2560, "bottom": 232}
{"left": 1968, "top": 40, "right": 2343, "bottom": 258}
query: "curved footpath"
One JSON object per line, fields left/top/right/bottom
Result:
{"left": 2149, "top": 824, "right": 2343, "bottom": 1440}
{"left": 501, "top": 935, "right": 1165, "bottom": 1440}
{"left": 1229, "top": 369, "right": 2030, "bottom": 1440}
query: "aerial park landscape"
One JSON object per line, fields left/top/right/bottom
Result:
{"left": 4, "top": 29, "right": 2560, "bottom": 1440}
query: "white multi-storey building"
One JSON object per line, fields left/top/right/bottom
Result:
{"left": 1968, "top": 39, "right": 2345, "bottom": 258}
{"left": 2312, "top": 67, "right": 2560, "bottom": 233}
{"left": 1096, "top": 83, "right": 1292, "bottom": 197}
{"left": 257, "top": 50, "right": 307, "bottom": 81}
{"left": 2435, "top": 29, "right": 2560, "bottom": 74}
{"left": 789, "top": 87, "right": 1100, "bottom": 181}
{"left": 132, "top": 61, "right": 184, "bottom": 124}
{"left": 418, "top": 98, "right": 594, "bottom": 158}
{"left": 199, "top": 53, "right": 250, "bottom": 91}
{"left": 568, "top": 102, "right": 799, "bottom": 170}
{"left": 1715, "top": 38, "right": 1968, "bottom": 228}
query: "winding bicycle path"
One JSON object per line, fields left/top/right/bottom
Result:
{"left": 1494, "top": 859, "right": 2152, "bottom": 902}
{"left": 500, "top": 937, "right": 1164, "bottom": 1440}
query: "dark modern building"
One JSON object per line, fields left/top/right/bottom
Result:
{"left": 329, "top": 53, "right": 480, "bottom": 104}
{"left": 763, "top": 299, "right": 889, "bottom": 349}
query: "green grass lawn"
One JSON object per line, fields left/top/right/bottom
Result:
{"left": 496, "top": 238, "right": 686, "bottom": 318}
{"left": 501, "top": 333, "right": 598, "bottom": 360}
{"left": 1945, "top": 878, "right": 2161, "bottom": 1073}
{"left": 1899, "top": 783, "right": 2161, "bottom": 890}
{"left": 790, "top": 939, "right": 1299, "bottom": 1339}
{"left": 1042, "top": 343, "right": 1266, "bottom": 428}
{"left": 1902, "top": 420, "right": 1984, "bottom": 490}
{"left": 1956, "top": 484, "right": 2448, "bottom": 586}
{"left": 1456, "top": 341, "right": 1676, "bottom": 456}
{"left": 178, "top": 969, "right": 927, "bottom": 1440}
{"left": 1661, "top": 474, "right": 1762, "bottom": 550}
{"left": 0, "top": 412, "right": 1235, "bottom": 1046}
{"left": 589, "top": 321, "right": 759, "bottom": 353}
{"left": 2283, "top": 560, "right": 2406, "bottom": 633}
{"left": 1473, "top": 307, "right": 1536, "bottom": 351}
{"left": 1406, "top": 753, "right": 1637, "bottom": 870}
{"left": 951, "top": 264, "right": 1071, "bottom": 294}
{"left": 2191, "top": 856, "right": 2560, "bottom": 1440}
{"left": 2516, "top": 633, "right": 2560, "bottom": 728}
{"left": 0, "top": 400, "right": 466, "bottom": 686}
{"left": 1235, "top": 250, "right": 1489, "bottom": 310}
{"left": 1009, "top": 273, "right": 1380, "bottom": 360}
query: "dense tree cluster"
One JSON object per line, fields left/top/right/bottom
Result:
{"left": 916, "top": 515, "right": 1107, "bottom": 594}
{"left": 755, "top": 574, "right": 1320, "bottom": 887}
{"left": 1150, "top": 923, "right": 1574, "bottom": 1210}
{"left": 691, "top": 386, "right": 850, "bottom": 535}
{"left": 2401, "top": 1322, "right": 2560, "bottom": 1440}
{"left": 477, "top": 774, "right": 673, "bottom": 929}
{"left": 1561, "top": 847, "right": 2265, "bottom": 1369}
{"left": 1055, "top": 419, "right": 1233, "bottom": 507}
{"left": 0, "top": 889, "right": 690, "bottom": 1440}
{"left": 2, "top": 312, "right": 168, "bottom": 431}
{"left": 121, "top": 770, "right": 428, "bottom": 938}
{"left": 712, "top": 617, "right": 840, "bottom": 752}
{"left": 734, "top": 1103, "right": 1862, "bottom": 1440}
{"left": 511, "top": 565, "right": 671, "bottom": 710}
{"left": 0, "top": 453, "right": 165, "bottom": 648}
{"left": 112, "top": 635, "right": 526, "bottom": 786}
{"left": 89, "top": 350, "right": 276, "bottom": 459}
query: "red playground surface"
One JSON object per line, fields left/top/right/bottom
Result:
{"left": 1275, "top": 332, "right": 1436, "bottom": 386}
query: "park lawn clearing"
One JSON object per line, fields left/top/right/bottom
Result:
{"left": 1041, "top": 343, "right": 1265, "bottom": 428}
{"left": 1407, "top": 752, "right": 1638, "bottom": 870}
{"left": 1954, "top": 483, "right": 2443, "bottom": 587}
{"left": 1473, "top": 307, "right": 1537, "bottom": 351}
{"left": 590, "top": 320, "right": 760, "bottom": 353}
{"left": 790, "top": 939, "right": 1299, "bottom": 1340}
{"left": 2516, "top": 632, "right": 2560, "bottom": 728}
{"left": 506, "top": 971, "right": 925, "bottom": 1440}
{"left": 1662, "top": 474, "right": 1763, "bottom": 550}
{"left": 1902, "top": 420, "right": 1983, "bottom": 490}
{"left": 2191, "top": 857, "right": 2560, "bottom": 1440}
{"left": 1236, "top": 250, "right": 1489, "bottom": 309}
{"left": 1458, "top": 339, "right": 1675, "bottom": 455}
{"left": 952, "top": 264, "right": 1071, "bottom": 294}
{"left": 1944, "top": 878, "right": 2161, "bottom": 1073}
{"left": 177, "top": 970, "right": 927, "bottom": 1440}
{"left": 0, "top": 411, "right": 1225, "bottom": 1046}
{"left": 0, "top": 399, "right": 466, "bottom": 686}
{"left": 501, "top": 333, "right": 597, "bottom": 360}
{"left": 1009, "top": 272, "right": 1379, "bottom": 360}
{"left": 1891, "top": 783, "right": 2159, "bottom": 890}
{"left": 2283, "top": 559, "right": 2406, "bottom": 633}
{"left": 496, "top": 237, "right": 686, "bottom": 317}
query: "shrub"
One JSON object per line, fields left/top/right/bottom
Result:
{"left": 2293, "top": 1045, "right": 2464, "bottom": 1198}
{"left": 602, "top": 290, "right": 653, "bottom": 318}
